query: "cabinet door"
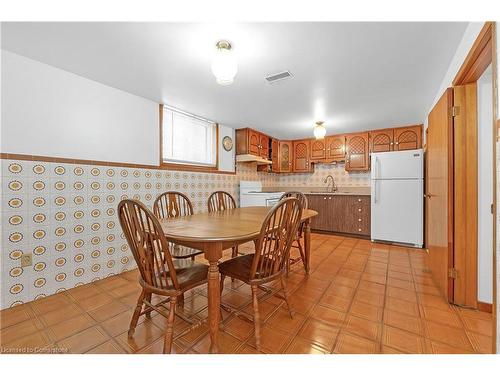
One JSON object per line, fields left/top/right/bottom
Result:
{"left": 259, "top": 134, "right": 270, "bottom": 158}
{"left": 370, "top": 129, "right": 394, "bottom": 153}
{"left": 271, "top": 138, "right": 279, "bottom": 172}
{"left": 279, "top": 141, "right": 293, "bottom": 173}
{"left": 345, "top": 133, "right": 370, "bottom": 171}
{"left": 394, "top": 125, "right": 422, "bottom": 151}
{"left": 325, "top": 135, "right": 346, "bottom": 161}
{"left": 307, "top": 195, "right": 331, "bottom": 231}
{"left": 310, "top": 139, "right": 326, "bottom": 160}
{"left": 293, "top": 140, "right": 311, "bottom": 172}
{"left": 248, "top": 129, "right": 261, "bottom": 156}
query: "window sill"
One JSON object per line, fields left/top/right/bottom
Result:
{"left": 160, "top": 161, "right": 235, "bottom": 175}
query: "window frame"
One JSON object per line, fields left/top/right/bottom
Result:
{"left": 159, "top": 104, "right": 220, "bottom": 173}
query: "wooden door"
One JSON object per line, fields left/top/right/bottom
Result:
{"left": 259, "top": 134, "right": 269, "bottom": 159}
{"left": 248, "top": 129, "right": 260, "bottom": 156}
{"left": 452, "top": 83, "right": 478, "bottom": 308}
{"left": 345, "top": 133, "right": 369, "bottom": 171}
{"left": 370, "top": 129, "right": 394, "bottom": 153}
{"left": 394, "top": 125, "right": 422, "bottom": 151}
{"left": 425, "top": 89, "right": 454, "bottom": 302}
{"left": 271, "top": 138, "right": 280, "bottom": 172}
{"left": 310, "top": 139, "right": 326, "bottom": 160}
{"left": 325, "top": 135, "right": 345, "bottom": 161}
{"left": 293, "top": 140, "right": 311, "bottom": 172}
{"left": 279, "top": 141, "right": 293, "bottom": 173}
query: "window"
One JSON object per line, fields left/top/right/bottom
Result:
{"left": 161, "top": 106, "right": 217, "bottom": 167}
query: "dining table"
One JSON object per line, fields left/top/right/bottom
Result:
{"left": 159, "top": 205, "right": 318, "bottom": 353}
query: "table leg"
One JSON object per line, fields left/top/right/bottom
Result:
{"left": 204, "top": 242, "right": 223, "bottom": 354}
{"left": 304, "top": 219, "right": 311, "bottom": 274}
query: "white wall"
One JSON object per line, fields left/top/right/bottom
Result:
{"left": 1, "top": 50, "right": 160, "bottom": 165}
{"left": 218, "top": 125, "right": 235, "bottom": 172}
{"left": 477, "top": 65, "right": 493, "bottom": 304}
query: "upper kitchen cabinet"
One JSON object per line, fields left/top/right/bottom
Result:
{"left": 369, "top": 128, "right": 394, "bottom": 153}
{"left": 271, "top": 138, "right": 280, "bottom": 172}
{"left": 345, "top": 132, "right": 370, "bottom": 171}
{"left": 235, "top": 128, "right": 271, "bottom": 159}
{"left": 369, "top": 124, "right": 422, "bottom": 153}
{"left": 279, "top": 141, "right": 293, "bottom": 173}
{"left": 310, "top": 139, "right": 326, "bottom": 160}
{"left": 293, "top": 139, "right": 312, "bottom": 172}
{"left": 325, "top": 135, "right": 346, "bottom": 162}
{"left": 393, "top": 125, "right": 422, "bottom": 151}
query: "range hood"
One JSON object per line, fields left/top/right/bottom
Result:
{"left": 236, "top": 154, "right": 273, "bottom": 165}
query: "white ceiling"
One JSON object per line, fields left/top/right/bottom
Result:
{"left": 1, "top": 22, "right": 467, "bottom": 139}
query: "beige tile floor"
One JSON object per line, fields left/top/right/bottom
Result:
{"left": 0, "top": 233, "right": 494, "bottom": 354}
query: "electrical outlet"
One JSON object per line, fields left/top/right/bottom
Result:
{"left": 20, "top": 253, "right": 32, "bottom": 268}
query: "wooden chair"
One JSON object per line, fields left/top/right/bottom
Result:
{"left": 153, "top": 191, "right": 204, "bottom": 260}
{"left": 117, "top": 199, "right": 208, "bottom": 354}
{"left": 218, "top": 197, "right": 303, "bottom": 350}
{"left": 280, "top": 191, "right": 308, "bottom": 272}
{"left": 207, "top": 191, "right": 240, "bottom": 258}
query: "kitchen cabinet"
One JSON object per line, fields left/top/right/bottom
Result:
{"left": 310, "top": 139, "right": 326, "bottom": 160}
{"left": 236, "top": 128, "right": 271, "bottom": 159}
{"left": 293, "top": 139, "right": 311, "bottom": 173}
{"left": 345, "top": 132, "right": 370, "bottom": 171}
{"left": 306, "top": 194, "right": 370, "bottom": 237}
{"left": 369, "top": 125, "right": 422, "bottom": 153}
{"left": 271, "top": 138, "right": 280, "bottom": 172}
{"left": 279, "top": 141, "right": 293, "bottom": 173}
{"left": 325, "top": 135, "right": 346, "bottom": 162}
{"left": 394, "top": 125, "right": 422, "bottom": 151}
{"left": 369, "top": 128, "right": 394, "bottom": 153}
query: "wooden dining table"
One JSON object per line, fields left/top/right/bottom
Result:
{"left": 159, "top": 206, "right": 318, "bottom": 353}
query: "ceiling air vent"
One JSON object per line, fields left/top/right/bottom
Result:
{"left": 265, "top": 70, "right": 293, "bottom": 84}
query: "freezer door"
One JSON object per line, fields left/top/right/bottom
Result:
{"left": 371, "top": 149, "right": 423, "bottom": 180}
{"left": 371, "top": 179, "right": 423, "bottom": 246}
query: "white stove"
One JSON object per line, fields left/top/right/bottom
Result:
{"left": 239, "top": 181, "right": 285, "bottom": 207}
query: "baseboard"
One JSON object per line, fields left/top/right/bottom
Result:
{"left": 477, "top": 301, "right": 493, "bottom": 313}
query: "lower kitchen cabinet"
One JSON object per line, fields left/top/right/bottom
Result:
{"left": 307, "top": 194, "right": 370, "bottom": 237}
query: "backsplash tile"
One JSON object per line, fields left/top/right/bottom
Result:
{"left": 278, "top": 163, "right": 370, "bottom": 188}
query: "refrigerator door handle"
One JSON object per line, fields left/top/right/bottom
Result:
{"left": 372, "top": 180, "right": 377, "bottom": 204}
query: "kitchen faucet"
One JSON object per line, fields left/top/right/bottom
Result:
{"left": 323, "top": 175, "right": 338, "bottom": 193}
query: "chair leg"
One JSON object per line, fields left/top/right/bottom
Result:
{"left": 231, "top": 246, "right": 238, "bottom": 258}
{"left": 297, "top": 238, "right": 306, "bottom": 270}
{"left": 178, "top": 293, "right": 184, "bottom": 306}
{"left": 251, "top": 285, "right": 261, "bottom": 351}
{"left": 220, "top": 275, "right": 226, "bottom": 294}
{"left": 163, "top": 296, "right": 177, "bottom": 354}
{"left": 191, "top": 255, "right": 195, "bottom": 261}
{"left": 145, "top": 292, "right": 152, "bottom": 318}
{"left": 281, "top": 275, "right": 295, "bottom": 318}
{"left": 128, "top": 290, "right": 145, "bottom": 338}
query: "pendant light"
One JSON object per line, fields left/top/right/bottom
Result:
{"left": 313, "top": 121, "right": 326, "bottom": 139}
{"left": 211, "top": 40, "right": 238, "bottom": 86}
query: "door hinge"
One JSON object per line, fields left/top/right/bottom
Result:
{"left": 491, "top": 203, "right": 494, "bottom": 214}
{"left": 451, "top": 106, "right": 460, "bottom": 117}
{"left": 448, "top": 268, "right": 458, "bottom": 279}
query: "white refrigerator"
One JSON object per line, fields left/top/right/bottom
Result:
{"left": 371, "top": 149, "right": 423, "bottom": 248}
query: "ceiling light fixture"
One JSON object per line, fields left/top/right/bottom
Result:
{"left": 313, "top": 121, "right": 326, "bottom": 139}
{"left": 211, "top": 40, "right": 237, "bottom": 86}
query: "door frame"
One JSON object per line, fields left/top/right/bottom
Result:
{"left": 452, "top": 21, "right": 497, "bottom": 353}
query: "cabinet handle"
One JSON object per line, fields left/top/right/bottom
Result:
{"left": 358, "top": 208, "right": 362, "bottom": 212}
{"left": 395, "top": 142, "right": 399, "bottom": 145}
{"left": 358, "top": 218, "right": 362, "bottom": 222}
{"left": 358, "top": 228, "right": 362, "bottom": 232}
{"left": 323, "top": 197, "right": 327, "bottom": 200}
{"left": 328, "top": 197, "right": 332, "bottom": 200}
{"left": 358, "top": 198, "right": 361, "bottom": 202}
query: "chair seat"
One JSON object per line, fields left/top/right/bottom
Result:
{"left": 219, "top": 254, "right": 277, "bottom": 283}
{"left": 156, "top": 259, "right": 208, "bottom": 291}
{"left": 170, "top": 243, "right": 204, "bottom": 259}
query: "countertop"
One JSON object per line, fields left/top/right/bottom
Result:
{"left": 262, "top": 186, "right": 371, "bottom": 196}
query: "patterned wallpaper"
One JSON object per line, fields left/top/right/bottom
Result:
{"left": 0, "top": 159, "right": 278, "bottom": 309}
{"left": 278, "top": 163, "right": 371, "bottom": 188}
